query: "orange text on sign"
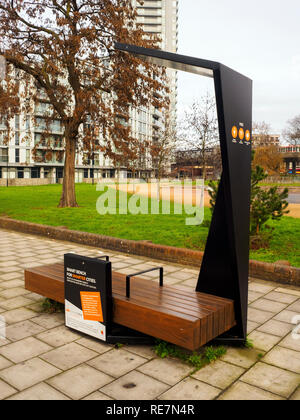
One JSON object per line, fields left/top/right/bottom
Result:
{"left": 239, "top": 128, "right": 245, "bottom": 140}
{"left": 232, "top": 126, "right": 238, "bottom": 138}
{"left": 80, "top": 292, "right": 103, "bottom": 322}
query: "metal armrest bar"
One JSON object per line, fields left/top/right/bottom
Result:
{"left": 126, "top": 267, "right": 164, "bottom": 299}
{"left": 95, "top": 256, "right": 110, "bottom": 262}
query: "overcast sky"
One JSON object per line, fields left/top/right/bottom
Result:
{"left": 177, "top": 0, "right": 300, "bottom": 138}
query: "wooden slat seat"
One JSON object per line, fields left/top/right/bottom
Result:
{"left": 25, "top": 263, "right": 236, "bottom": 350}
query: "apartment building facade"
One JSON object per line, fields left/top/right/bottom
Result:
{"left": 0, "top": 0, "right": 179, "bottom": 185}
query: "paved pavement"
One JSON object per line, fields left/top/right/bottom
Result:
{"left": 0, "top": 228, "right": 299, "bottom": 400}
{"left": 288, "top": 193, "right": 300, "bottom": 204}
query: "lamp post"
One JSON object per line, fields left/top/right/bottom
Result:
{"left": 6, "top": 146, "right": 8, "bottom": 187}
{"left": 0, "top": 56, "right": 7, "bottom": 186}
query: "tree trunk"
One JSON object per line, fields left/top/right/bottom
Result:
{"left": 202, "top": 150, "right": 207, "bottom": 180}
{"left": 58, "top": 133, "right": 78, "bottom": 208}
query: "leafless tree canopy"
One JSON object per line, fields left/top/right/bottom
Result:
{"left": 179, "top": 93, "right": 218, "bottom": 179}
{"left": 283, "top": 114, "right": 300, "bottom": 146}
{"left": 150, "top": 112, "right": 177, "bottom": 179}
{"left": 0, "top": 0, "right": 168, "bottom": 207}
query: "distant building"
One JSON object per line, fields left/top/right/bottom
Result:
{"left": 171, "top": 147, "right": 222, "bottom": 179}
{"left": 279, "top": 145, "right": 300, "bottom": 175}
{"left": 252, "top": 133, "right": 280, "bottom": 148}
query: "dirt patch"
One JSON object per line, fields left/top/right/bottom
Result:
{"left": 287, "top": 204, "right": 300, "bottom": 218}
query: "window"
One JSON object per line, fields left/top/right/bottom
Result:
{"left": 26, "top": 116, "right": 30, "bottom": 131}
{"left": 15, "top": 149, "right": 20, "bottom": 163}
{"left": 56, "top": 168, "right": 63, "bottom": 179}
{"left": 94, "top": 154, "right": 100, "bottom": 166}
{"left": 15, "top": 115, "right": 20, "bottom": 130}
{"left": 0, "top": 131, "right": 7, "bottom": 145}
{"left": 84, "top": 168, "right": 89, "bottom": 179}
{"left": 15, "top": 132, "right": 20, "bottom": 146}
{"left": 0, "top": 167, "right": 2, "bottom": 178}
{"left": 26, "top": 149, "right": 30, "bottom": 163}
{"left": 0, "top": 148, "right": 8, "bottom": 163}
{"left": 17, "top": 168, "right": 24, "bottom": 179}
{"left": 31, "top": 167, "right": 40, "bottom": 178}
{"left": 90, "top": 169, "right": 94, "bottom": 179}
{"left": 0, "top": 115, "right": 6, "bottom": 129}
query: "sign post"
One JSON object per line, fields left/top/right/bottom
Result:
{"left": 115, "top": 43, "right": 253, "bottom": 345}
{"left": 64, "top": 254, "right": 112, "bottom": 341}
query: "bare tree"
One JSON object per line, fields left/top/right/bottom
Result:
{"left": 179, "top": 93, "right": 218, "bottom": 180}
{"left": 0, "top": 0, "right": 167, "bottom": 207}
{"left": 283, "top": 115, "right": 300, "bottom": 146}
{"left": 151, "top": 113, "right": 177, "bottom": 180}
{"left": 252, "top": 121, "right": 272, "bottom": 148}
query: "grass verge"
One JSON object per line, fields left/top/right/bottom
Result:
{"left": 0, "top": 184, "right": 299, "bottom": 266}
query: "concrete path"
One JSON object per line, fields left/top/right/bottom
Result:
{"left": 288, "top": 193, "right": 300, "bottom": 204}
{"left": 115, "top": 182, "right": 300, "bottom": 218}
{"left": 0, "top": 228, "right": 299, "bottom": 400}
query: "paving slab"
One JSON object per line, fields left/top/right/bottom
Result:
{"left": 88, "top": 349, "right": 147, "bottom": 378}
{"left": 240, "top": 362, "right": 300, "bottom": 398}
{"left": 287, "top": 299, "right": 300, "bottom": 312}
{"left": 138, "top": 357, "right": 193, "bottom": 386}
{"left": 5, "top": 320, "right": 45, "bottom": 342}
{"left": 264, "top": 291, "right": 299, "bottom": 305}
{"left": 290, "top": 387, "right": 300, "bottom": 400}
{"left": 101, "top": 371, "right": 169, "bottom": 400}
{"left": 248, "top": 330, "right": 281, "bottom": 352}
{"left": 221, "top": 347, "right": 264, "bottom": 369}
{"left": 47, "top": 364, "right": 113, "bottom": 400}
{"left": 159, "top": 377, "right": 220, "bottom": 400}
{"left": 278, "top": 334, "right": 300, "bottom": 352}
{"left": 249, "top": 298, "right": 287, "bottom": 314}
{"left": 76, "top": 337, "right": 112, "bottom": 354}
{"left": 124, "top": 345, "right": 156, "bottom": 360}
{"left": 0, "top": 358, "right": 61, "bottom": 391}
{"left": 263, "top": 347, "right": 300, "bottom": 374}
{"left": 249, "top": 283, "right": 275, "bottom": 294}
{"left": 218, "top": 381, "right": 285, "bottom": 400}
{"left": 40, "top": 342, "right": 98, "bottom": 371}
{"left": 37, "top": 326, "right": 81, "bottom": 347}
{"left": 274, "top": 310, "right": 300, "bottom": 324}
{"left": 30, "top": 313, "right": 65, "bottom": 329}
{"left": 7, "top": 382, "right": 70, "bottom": 400}
{"left": 0, "top": 288, "right": 30, "bottom": 299}
{"left": 0, "top": 337, "right": 52, "bottom": 363}
{"left": 0, "top": 296, "right": 34, "bottom": 311}
{"left": 0, "top": 379, "right": 17, "bottom": 400}
{"left": 192, "top": 360, "right": 245, "bottom": 389}
{"left": 257, "top": 319, "right": 293, "bottom": 337}
{"left": 1, "top": 308, "right": 37, "bottom": 324}
{"left": 0, "top": 355, "right": 12, "bottom": 370}
{"left": 82, "top": 391, "right": 113, "bottom": 400}
{"left": 275, "top": 288, "right": 300, "bottom": 298}
{"left": 248, "top": 307, "right": 274, "bottom": 324}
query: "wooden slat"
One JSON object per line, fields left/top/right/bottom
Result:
{"left": 24, "top": 263, "right": 236, "bottom": 350}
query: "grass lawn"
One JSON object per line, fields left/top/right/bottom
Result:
{"left": 0, "top": 184, "right": 299, "bottom": 267}
{"left": 258, "top": 182, "right": 300, "bottom": 187}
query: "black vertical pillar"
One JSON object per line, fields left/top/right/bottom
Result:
{"left": 196, "top": 65, "right": 253, "bottom": 342}
{"left": 114, "top": 43, "right": 253, "bottom": 344}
